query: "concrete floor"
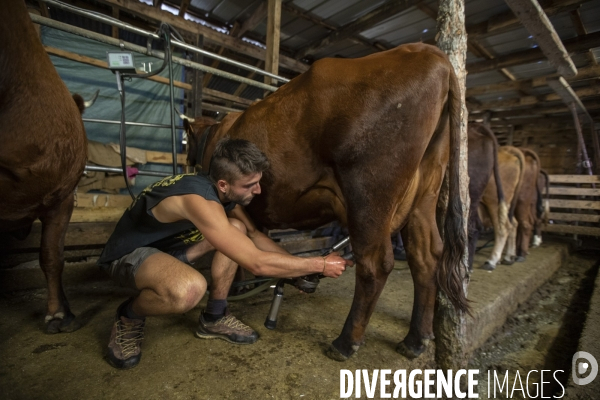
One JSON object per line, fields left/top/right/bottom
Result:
{"left": 0, "top": 240, "right": 569, "bottom": 399}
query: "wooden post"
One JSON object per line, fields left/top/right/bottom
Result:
{"left": 507, "top": 125, "right": 515, "bottom": 146}
{"left": 570, "top": 104, "right": 593, "bottom": 176}
{"left": 433, "top": 0, "right": 470, "bottom": 373}
{"left": 591, "top": 124, "right": 600, "bottom": 175}
{"left": 264, "top": 0, "right": 282, "bottom": 92}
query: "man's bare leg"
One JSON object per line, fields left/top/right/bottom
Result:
{"left": 193, "top": 218, "right": 259, "bottom": 344}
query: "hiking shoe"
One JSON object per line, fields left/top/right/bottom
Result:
{"left": 107, "top": 313, "right": 145, "bottom": 369}
{"left": 195, "top": 311, "right": 258, "bottom": 344}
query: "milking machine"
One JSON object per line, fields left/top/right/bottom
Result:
{"left": 107, "top": 23, "right": 183, "bottom": 199}
{"left": 264, "top": 236, "right": 353, "bottom": 330}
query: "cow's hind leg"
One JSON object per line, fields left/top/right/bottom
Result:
{"left": 325, "top": 193, "right": 395, "bottom": 361}
{"left": 396, "top": 195, "right": 441, "bottom": 359}
{"left": 39, "top": 194, "right": 80, "bottom": 333}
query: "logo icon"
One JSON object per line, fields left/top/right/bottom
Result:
{"left": 572, "top": 351, "right": 598, "bottom": 386}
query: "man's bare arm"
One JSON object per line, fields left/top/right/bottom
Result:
{"left": 175, "top": 195, "right": 350, "bottom": 278}
{"left": 227, "top": 205, "right": 289, "bottom": 255}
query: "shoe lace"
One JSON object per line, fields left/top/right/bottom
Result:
{"left": 218, "top": 315, "right": 253, "bottom": 333}
{"left": 116, "top": 320, "right": 145, "bottom": 357}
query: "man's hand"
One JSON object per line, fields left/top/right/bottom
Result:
{"left": 322, "top": 252, "right": 354, "bottom": 278}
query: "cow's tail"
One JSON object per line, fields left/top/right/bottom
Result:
{"left": 502, "top": 146, "right": 526, "bottom": 222}
{"left": 436, "top": 66, "right": 470, "bottom": 315}
{"left": 480, "top": 125, "right": 508, "bottom": 236}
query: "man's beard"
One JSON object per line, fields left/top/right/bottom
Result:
{"left": 225, "top": 189, "right": 253, "bottom": 206}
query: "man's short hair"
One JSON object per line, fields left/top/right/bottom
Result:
{"left": 209, "top": 137, "right": 270, "bottom": 183}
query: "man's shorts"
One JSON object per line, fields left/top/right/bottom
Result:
{"left": 99, "top": 247, "right": 190, "bottom": 290}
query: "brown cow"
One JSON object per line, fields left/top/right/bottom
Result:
{"left": 532, "top": 169, "right": 550, "bottom": 248}
{"left": 184, "top": 43, "right": 467, "bottom": 360}
{"left": 479, "top": 146, "right": 526, "bottom": 270}
{"left": 466, "top": 123, "right": 506, "bottom": 272}
{"left": 0, "top": 0, "right": 87, "bottom": 333}
{"left": 514, "top": 149, "right": 542, "bottom": 261}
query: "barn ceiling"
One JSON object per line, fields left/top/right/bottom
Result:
{"left": 32, "top": 0, "right": 600, "bottom": 147}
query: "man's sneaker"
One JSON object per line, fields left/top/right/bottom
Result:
{"left": 107, "top": 312, "right": 145, "bottom": 369}
{"left": 195, "top": 311, "right": 258, "bottom": 344}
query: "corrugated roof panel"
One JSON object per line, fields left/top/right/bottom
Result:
{"left": 580, "top": 1, "right": 600, "bottom": 34}
{"left": 292, "top": 0, "right": 329, "bottom": 12}
{"left": 466, "top": 70, "right": 508, "bottom": 87}
{"left": 465, "top": 0, "right": 509, "bottom": 24}
{"left": 190, "top": 0, "right": 222, "bottom": 14}
{"left": 211, "top": 0, "right": 249, "bottom": 23}
{"left": 359, "top": 7, "right": 422, "bottom": 39}
{"left": 506, "top": 60, "right": 557, "bottom": 80}
{"left": 311, "top": 38, "right": 359, "bottom": 59}
{"left": 311, "top": 0, "right": 364, "bottom": 21}
{"left": 474, "top": 91, "right": 521, "bottom": 103}
{"left": 325, "top": 0, "right": 387, "bottom": 27}
{"left": 286, "top": 24, "right": 331, "bottom": 46}
{"left": 280, "top": 17, "right": 319, "bottom": 40}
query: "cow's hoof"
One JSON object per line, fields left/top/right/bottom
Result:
{"left": 501, "top": 258, "right": 515, "bottom": 266}
{"left": 325, "top": 340, "right": 360, "bottom": 362}
{"left": 480, "top": 262, "right": 496, "bottom": 271}
{"left": 515, "top": 256, "right": 526, "bottom": 262}
{"left": 396, "top": 339, "right": 429, "bottom": 359}
{"left": 45, "top": 311, "right": 80, "bottom": 334}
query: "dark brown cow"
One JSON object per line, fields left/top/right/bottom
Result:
{"left": 185, "top": 43, "right": 467, "bottom": 360}
{"left": 479, "top": 146, "right": 526, "bottom": 270}
{"left": 0, "top": 1, "right": 87, "bottom": 333}
{"left": 466, "top": 123, "right": 506, "bottom": 271}
{"left": 514, "top": 149, "right": 542, "bottom": 261}
{"left": 532, "top": 169, "right": 550, "bottom": 248}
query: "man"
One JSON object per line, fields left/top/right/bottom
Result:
{"left": 97, "top": 138, "right": 351, "bottom": 369}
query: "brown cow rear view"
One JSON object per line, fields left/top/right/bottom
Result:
{"left": 0, "top": 0, "right": 87, "bottom": 333}
{"left": 514, "top": 149, "right": 542, "bottom": 261}
{"left": 185, "top": 43, "right": 467, "bottom": 360}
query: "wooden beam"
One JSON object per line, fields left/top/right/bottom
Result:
{"left": 471, "top": 99, "right": 600, "bottom": 118}
{"left": 94, "top": 0, "right": 308, "bottom": 73}
{"left": 468, "top": 30, "right": 600, "bottom": 74}
{"left": 502, "top": 0, "right": 577, "bottom": 77}
{"left": 239, "top": 0, "right": 268, "bottom": 38}
{"left": 467, "top": 0, "right": 592, "bottom": 37}
{"left": 112, "top": 6, "right": 119, "bottom": 39}
{"left": 547, "top": 76, "right": 593, "bottom": 120}
{"left": 178, "top": 0, "right": 191, "bottom": 17}
{"left": 570, "top": 7, "right": 598, "bottom": 66}
{"left": 294, "top": 0, "right": 421, "bottom": 60}
{"left": 466, "top": 64, "right": 600, "bottom": 97}
{"left": 264, "top": 0, "right": 281, "bottom": 87}
{"left": 468, "top": 84, "right": 600, "bottom": 112}
{"left": 203, "top": 2, "right": 268, "bottom": 88}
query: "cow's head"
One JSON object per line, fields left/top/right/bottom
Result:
{"left": 180, "top": 113, "right": 219, "bottom": 169}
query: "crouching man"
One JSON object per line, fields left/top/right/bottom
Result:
{"left": 97, "top": 138, "right": 352, "bottom": 369}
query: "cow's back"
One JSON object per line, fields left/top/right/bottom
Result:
{"left": 0, "top": 0, "right": 87, "bottom": 220}
{"left": 218, "top": 44, "right": 455, "bottom": 229}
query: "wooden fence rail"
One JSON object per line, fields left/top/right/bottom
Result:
{"left": 542, "top": 174, "right": 600, "bottom": 237}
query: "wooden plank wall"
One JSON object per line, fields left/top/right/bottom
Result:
{"left": 542, "top": 174, "right": 600, "bottom": 237}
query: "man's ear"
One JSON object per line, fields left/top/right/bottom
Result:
{"left": 216, "top": 179, "right": 228, "bottom": 193}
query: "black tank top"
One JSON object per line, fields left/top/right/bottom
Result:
{"left": 98, "top": 174, "right": 236, "bottom": 264}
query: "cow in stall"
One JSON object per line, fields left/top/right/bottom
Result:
{"left": 0, "top": 0, "right": 89, "bottom": 333}
{"left": 514, "top": 149, "right": 542, "bottom": 261}
{"left": 532, "top": 169, "right": 550, "bottom": 248}
{"left": 466, "top": 123, "right": 507, "bottom": 272}
{"left": 479, "top": 146, "right": 526, "bottom": 270}
{"left": 183, "top": 43, "right": 468, "bottom": 360}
